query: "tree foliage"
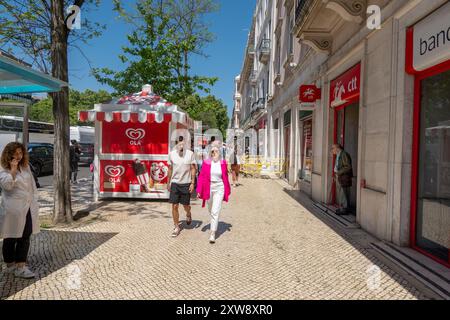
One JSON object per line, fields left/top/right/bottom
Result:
{"left": 30, "top": 89, "right": 112, "bottom": 125}
{"left": 0, "top": 0, "right": 104, "bottom": 224}
{"left": 177, "top": 94, "right": 228, "bottom": 137}
{"left": 93, "top": 0, "right": 219, "bottom": 102}
{"left": 0, "top": 0, "right": 104, "bottom": 73}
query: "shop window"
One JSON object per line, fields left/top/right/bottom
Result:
{"left": 416, "top": 68, "right": 450, "bottom": 263}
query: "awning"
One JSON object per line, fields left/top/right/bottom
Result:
{"left": 78, "top": 110, "right": 194, "bottom": 127}
{"left": 0, "top": 54, "right": 67, "bottom": 94}
{"left": 78, "top": 85, "right": 194, "bottom": 127}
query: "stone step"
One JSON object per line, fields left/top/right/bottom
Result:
{"left": 370, "top": 241, "right": 450, "bottom": 300}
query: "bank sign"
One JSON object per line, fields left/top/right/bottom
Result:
{"left": 406, "top": 2, "right": 450, "bottom": 74}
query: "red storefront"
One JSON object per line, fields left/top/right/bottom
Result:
{"left": 406, "top": 2, "right": 450, "bottom": 267}
{"left": 329, "top": 63, "right": 361, "bottom": 212}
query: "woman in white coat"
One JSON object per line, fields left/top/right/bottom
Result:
{"left": 0, "top": 142, "right": 40, "bottom": 279}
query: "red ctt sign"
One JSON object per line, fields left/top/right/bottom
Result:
{"left": 330, "top": 63, "right": 361, "bottom": 108}
{"left": 299, "top": 85, "right": 321, "bottom": 103}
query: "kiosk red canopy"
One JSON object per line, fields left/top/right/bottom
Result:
{"left": 77, "top": 84, "right": 194, "bottom": 200}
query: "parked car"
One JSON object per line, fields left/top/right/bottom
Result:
{"left": 79, "top": 143, "right": 94, "bottom": 165}
{"left": 28, "top": 143, "right": 54, "bottom": 176}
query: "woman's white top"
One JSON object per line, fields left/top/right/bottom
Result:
{"left": 0, "top": 166, "right": 40, "bottom": 239}
{"left": 210, "top": 160, "right": 223, "bottom": 183}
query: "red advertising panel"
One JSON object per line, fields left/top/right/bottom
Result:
{"left": 100, "top": 160, "right": 169, "bottom": 193}
{"left": 299, "top": 85, "right": 321, "bottom": 103}
{"left": 101, "top": 121, "right": 169, "bottom": 155}
{"left": 330, "top": 63, "right": 361, "bottom": 108}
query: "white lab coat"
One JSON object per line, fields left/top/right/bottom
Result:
{"left": 0, "top": 166, "right": 40, "bottom": 239}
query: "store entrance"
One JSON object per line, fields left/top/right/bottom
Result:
{"left": 284, "top": 125, "right": 290, "bottom": 180}
{"left": 333, "top": 103, "right": 359, "bottom": 214}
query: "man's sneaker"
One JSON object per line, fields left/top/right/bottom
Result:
{"left": 171, "top": 227, "right": 181, "bottom": 237}
{"left": 14, "top": 266, "right": 35, "bottom": 279}
{"left": 209, "top": 233, "right": 216, "bottom": 244}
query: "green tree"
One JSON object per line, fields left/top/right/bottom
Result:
{"left": 94, "top": 0, "right": 218, "bottom": 101}
{"left": 29, "top": 89, "right": 112, "bottom": 125}
{"left": 0, "top": 0, "right": 105, "bottom": 224}
{"left": 177, "top": 94, "right": 229, "bottom": 137}
{"left": 30, "top": 99, "right": 53, "bottom": 123}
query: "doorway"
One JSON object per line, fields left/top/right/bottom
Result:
{"left": 284, "top": 125, "right": 290, "bottom": 179}
{"left": 333, "top": 103, "right": 359, "bottom": 214}
{"left": 283, "top": 110, "right": 291, "bottom": 180}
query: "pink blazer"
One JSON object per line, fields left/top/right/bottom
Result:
{"left": 196, "top": 159, "right": 231, "bottom": 207}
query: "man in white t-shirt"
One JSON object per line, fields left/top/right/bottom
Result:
{"left": 167, "top": 136, "right": 197, "bottom": 237}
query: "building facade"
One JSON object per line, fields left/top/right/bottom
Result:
{"left": 236, "top": 0, "right": 450, "bottom": 267}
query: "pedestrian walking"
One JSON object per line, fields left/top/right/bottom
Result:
{"left": 230, "top": 136, "right": 241, "bottom": 187}
{"left": 0, "top": 142, "right": 40, "bottom": 279}
{"left": 69, "top": 140, "right": 81, "bottom": 183}
{"left": 89, "top": 161, "right": 94, "bottom": 182}
{"left": 133, "top": 159, "right": 151, "bottom": 192}
{"left": 167, "top": 136, "right": 197, "bottom": 237}
{"left": 196, "top": 143, "right": 231, "bottom": 244}
{"left": 331, "top": 144, "right": 353, "bottom": 215}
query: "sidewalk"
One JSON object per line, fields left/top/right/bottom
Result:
{"left": 37, "top": 179, "right": 94, "bottom": 219}
{"left": 0, "top": 178, "right": 432, "bottom": 299}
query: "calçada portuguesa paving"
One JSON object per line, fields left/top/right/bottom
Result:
{"left": 0, "top": 178, "right": 429, "bottom": 300}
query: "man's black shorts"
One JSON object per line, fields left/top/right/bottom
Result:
{"left": 169, "top": 183, "right": 191, "bottom": 205}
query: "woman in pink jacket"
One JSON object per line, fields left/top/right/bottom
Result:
{"left": 196, "top": 144, "right": 231, "bottom": 243}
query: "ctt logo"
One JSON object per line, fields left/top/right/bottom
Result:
{"left": 126, "top": 128, "right": 146, "bottom": 146}
{"left": 105, "top": 165, "right": 125, "bottom": 183}
{"left": 333, "top": 81, "right": 346, "bottom": 105}
{"left": 303, "top": 88, "right": 315, "bottom": 100}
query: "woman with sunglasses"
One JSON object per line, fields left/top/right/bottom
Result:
{"left": 196, "top": 142, "right": 231, "bottom": 243}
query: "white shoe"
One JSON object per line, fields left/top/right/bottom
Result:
{"left": 14, "top": 266, "right": 35, "bottom": 279}
{"left": 209, "top": 233, "right": 216, "bottom": 244}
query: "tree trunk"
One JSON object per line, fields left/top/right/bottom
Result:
{"left": 51, "top": 0, "right": 73, "bottom": 224}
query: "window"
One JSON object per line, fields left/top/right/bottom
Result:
{"left": 415, "top": 68, "right": 450, "bottom": 263}
{"left": 276, "top": 40, "right": 281, "bottom": 75}
{"left": 289, "top": 14, "right": 294, "bottom": 55}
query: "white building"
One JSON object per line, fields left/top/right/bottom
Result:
{"left": 237, "top": 0, "right": 450, "bottom": 268}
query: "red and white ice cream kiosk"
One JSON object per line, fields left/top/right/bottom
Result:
{"left": 78, "top": 85, "right": 194, "bottom": 201}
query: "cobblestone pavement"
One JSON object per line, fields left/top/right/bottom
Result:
{"left": 0, "top": 178, "right": 429, "bottom": 300}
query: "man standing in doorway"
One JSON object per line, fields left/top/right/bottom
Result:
{"left": 167, "top": 136, "right": 197, "bottom": 237}
{"left": 332, "top": 144, "right": 353, "bottom": 215}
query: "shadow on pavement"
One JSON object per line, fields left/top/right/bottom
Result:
{"left": 201, "top": 222, "right": 232, "bottom": 240}
{"left": 282, "top": 187, "right": 429, "bottom": 300}
{"left": 0, "top": 229, "right": 118, "bottom": 299}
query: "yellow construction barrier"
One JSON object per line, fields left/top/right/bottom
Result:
{"left": 239, "top": 156, "right": 287, "bottom": 178}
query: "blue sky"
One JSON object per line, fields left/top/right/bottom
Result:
{"left": 68, "top": 0, "right": 256, "bottom": 117}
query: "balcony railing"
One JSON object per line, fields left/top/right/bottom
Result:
{"left": 258, "top": 39, "right": 271, "bottom": 63}
{"left": 251, "top": 97, "right": 266, "bottom": 113}
{"left": 295, "top": 0, "right": 313, "bottom": 27}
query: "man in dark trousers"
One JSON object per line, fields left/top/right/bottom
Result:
{"left": 332, "top": 144, "right": 353, "bottom": 215}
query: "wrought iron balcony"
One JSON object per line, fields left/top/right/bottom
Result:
{"left": 258, "top": 39, "right": 271, "bottom": 64}
{"left": 251, "top": 97, "right": 266, "bottom": 114}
